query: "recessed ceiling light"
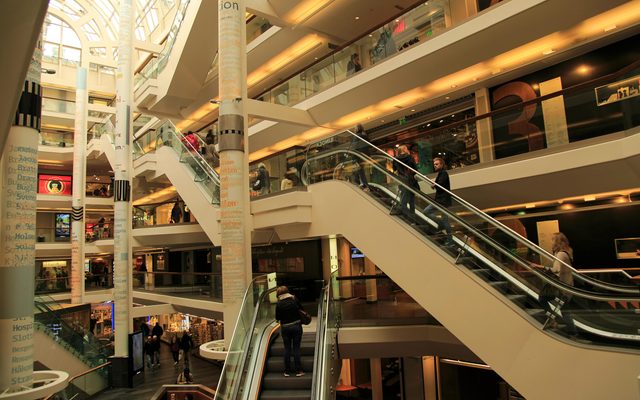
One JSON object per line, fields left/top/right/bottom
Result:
{"left": 439, "top": 119, "right": 444, "bottom": 123}
{"left": 411, "top": 109, "right": 415, "bottom": 112}
{"left": 451, "top": 84, "right": 457, "bottom": 88}
{"left": 445, "top": 96, "right": 450, "bottom": 100}
{"left": 354, "top": 16, "right": 360, "bottom": 20}
{"left": 604, "top": 25, "right": 617, "bottom": 32}
{"left": 314, "top": 57, "right": 318, "bottom": 60}
{"left": 427, "top": 123, "right": 431, "bottom": 127}
{"left": 395, "top": 19, "right": 400, "bottom": 22}
{"left": 368, "top": 34, "right": 373, "bottom": 37}
{"left": 451, "top": 114, "right": 455, "bottom": 117}
{"left": 542, "top": 49, "right": 554, "bottom": 55}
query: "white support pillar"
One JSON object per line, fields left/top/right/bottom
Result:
{"left": 70, "top": 67, "right": 87, "bottom": 304}
{"left": 218, "top": 0, "right": 252, "bottom": 348}
{"left": 113, "top": 0, "right": 134, "bottom": 358}
{"left": 0, "top": 32, "right": 42, "bottom": 393}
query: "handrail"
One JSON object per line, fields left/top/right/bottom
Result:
{"left": 43, "top": 362, "right": 111, "bottom": 400}
{"left": 342, "top": 131, "right": 640, "bottom": 295}
{"left": 303, "top": 148, "right": 640, "bottom": 302}
{"left": 215, "top": 274, "right": 268, "bottom": 400}
{"left": 310, "top": 283, "right": 328, "bottom": 399}
{"left": 229, "top": 286, "right": 278, "bottom": 400}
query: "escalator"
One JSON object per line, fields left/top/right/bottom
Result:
{"left": 215, "top": 274, "right": 340, "bottom": 400}
{"left": 34, "top": 295, "right": 112, "bottom": 379}
{"left": 292, "top": 130, "right": 640, "bottom": 399}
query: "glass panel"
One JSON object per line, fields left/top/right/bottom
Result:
{"left": 246, "top": 16, "right": 272, "bottom": 43}
{"left": 132, "top": 271, "right": 223, "bottom": 301}
{"left": 297, "top": 129, "right": 640, "bottom": 349}
{"left": 133, "top": 120, "right": 220, "bottom": 204}
{"left": 215, "top": 275, "right": 271, "bottom": 399}
{"left": 34, "top": 295, "right": 113, "bottom": 366}
{"left": 259, "top": 1, "right": 452, "bottom": 105}
{"left": 47, "top": 362, "right": 111, "bottom": 399}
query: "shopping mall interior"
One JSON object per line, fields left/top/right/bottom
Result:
{"left": 1, "top": 0, "right": 639, "bottom": 399}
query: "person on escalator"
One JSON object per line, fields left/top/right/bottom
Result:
{"left": 531, "top": 232, "right": 578, "bottom": 336}
{"left": 390, "top": 144, "right": 419, "bottom": 218}
{"left": 182, "top": 131, "right": 200, "bottom": 153}
{"left": 275, "top": 286, "right": 305, "bottom": 377}
{"left": 349, "top": 124, "right": 370, "bottom": 191}
{"left": 422, "top": 157, "right": 453, "bottom": 244}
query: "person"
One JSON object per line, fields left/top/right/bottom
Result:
{"left": 151, "top": 322, "right": 164, "bottom": 339}
{"left": 422, "top": 157, "right": 453, "bottom": 243}
{"left": 144, "top": 336, "right": 154, "bottom": 368}
{"left": 275, "top": 286, "right": 305, "bottom": 377}
{"left": 280, "top": 167, "right": 299, "bottom": 191}
{"left": 203, "top": 132, "right": 219, "bottom": 170}
{"left": 532, "top": 232, "right": 578, "bottom": 336}
{"left": 170, "top": 202, "right": 182, "bottom": 223}
{"left": 349, "top": 124, "right": 369, "bottom": 190}
{"left": 180, "top": 330, "right": 194, "bottom": 368}
{"left": 252, "top": 163, "right": 270, "bottom": 195}
{"left": 176, "top": 367, "right": 194, "bottom": 384}
{"left": 97, "top": 217, "right": 105, "bottom": 239}
{"left": 151, "top": 335, "right": 161, "bottom": 367}
{"left": 181, "top": 131, "right": 200, "bottom": 153}
{"left": 391, "top": 144, "right": 419, "bottom": 218}
{"left": 170, "top": 333, "right": 181, "bottom": 366}
{"left": 346, "top": 53, "right": 362, "bottom": 76}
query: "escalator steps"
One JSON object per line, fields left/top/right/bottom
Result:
{"left": 260, "top": 331, "right": 315, "bottom": 400}
{"left": 260, "top": 389, "right": 312, "bottom": 400}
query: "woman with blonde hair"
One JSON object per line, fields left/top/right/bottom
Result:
{"left": 535, "top": 232, "right": 577, "bottom": 335}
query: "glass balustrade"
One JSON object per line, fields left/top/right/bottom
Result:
{"left": 44, "top": 362, "right": 111, "bottom": 400}
{"left": 132, "top": 271, "right": 223, "bottom": 301}
{"left": 255, "top": 1, "right": 451, "bottom": 107}
{"left": 34, "top": 296, "right": 113, "bottom": 366}
{"left": 134, "top": 0, "right": 191, "bottom": 90}
{"left": 134, "top": 120, "right": 220, "bottom": 204}
{"left": 215, "top": 275, "right": 272, "bottom": 400}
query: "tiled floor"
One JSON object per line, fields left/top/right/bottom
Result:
{"left": 93, "top": 343, "right": 222, "bottom": 400}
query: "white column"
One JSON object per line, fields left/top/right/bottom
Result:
{"left": 70, "top": 67, "right": 87, "bottom": 304}
{"left": 113, "top": 0, "right": 134, "bottom": 357}
{"left": 218, "top": 0, "right": 252, "bottom": 348}
{"left": 0, "top": 33, "right": 42, "bottom": 392}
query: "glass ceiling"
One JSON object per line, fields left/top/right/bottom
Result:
{"left": 48, "top": 0, "right": 176, "bottom": 45}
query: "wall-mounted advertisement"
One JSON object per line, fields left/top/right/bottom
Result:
{"left": 38, "top": 174, "right": 72, "bottom": 195}
{"left": 55, "top": 213, "right": 71, "bottom": 239}
{"left": 595, "top": 75, "right": 640, "bottom": 106}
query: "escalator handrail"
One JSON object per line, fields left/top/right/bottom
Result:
{"left": 302, "top": 148, "right": 640, "bottom": 302}
{"left": 215, "top": 274, "right": 268, "bottom": 400}
{"left": 310, "top": 284, "right": 329, "bottom": 399}
{"left": 228, "top": 285, "right": 278, "bottom": 400}
{"left": 336, "top": 132, "right": 640, "bottom": 295}
{"left": 158, "top": 121, "right": 221, "bottom": 186}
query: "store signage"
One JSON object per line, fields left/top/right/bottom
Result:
{"left": 38, "top": 174, "right": 72, "bottom": 195}
{"left": 595, "top": 75, "right": 640, "bottom": 106}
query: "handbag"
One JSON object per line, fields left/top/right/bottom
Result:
{"left": 298, "top": 309, "right": 311, "bottom": 325}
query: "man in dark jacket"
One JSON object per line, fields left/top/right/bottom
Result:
{"left": 391, "top": 144, "right": 419, "bottom": 217}
{"left": 423, "top": 157, "right": 453, "bottom": 243}
{"left": 180, "top": 331, "right": 194, "bottom": 368}
{"left": 349, "top": 124, "right": 369, "bottom": 190}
